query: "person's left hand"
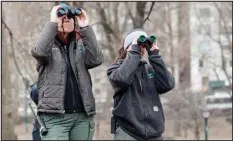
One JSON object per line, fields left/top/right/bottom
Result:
{"left": 76, "top": 9, "right": 89, "bottom": 28}
{"left": 149, "top": 43, "right": 159, "bottom": 52}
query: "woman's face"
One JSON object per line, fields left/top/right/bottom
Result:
{"left": 57, "top": 15, "right": 74, "bottom": 33}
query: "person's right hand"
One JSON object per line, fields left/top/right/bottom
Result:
{"left": 131, "top": 37, "right": 138, "bottom": 45}
{"left": 126, "top": 37, "right": 142, "bottom": 53}
{"left": 50, "top": 5, "right": 60, "bottom": 23}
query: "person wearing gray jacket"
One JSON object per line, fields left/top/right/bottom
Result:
{"left": 31, "top": 3, "right": 104, "bottom": 140}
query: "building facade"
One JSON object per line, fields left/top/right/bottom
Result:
{"left": 189, "top": 2, "right": 232, "bottom": 92}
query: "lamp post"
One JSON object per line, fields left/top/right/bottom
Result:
{"left": 202, "top": 107, "right": 210, "bottom": 140}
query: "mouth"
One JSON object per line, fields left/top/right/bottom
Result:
{"left": 61, "top": 24, "right": 74, "bottom": 32}
{"left": 62, "top": 23, "right": 73, "bottom": 27}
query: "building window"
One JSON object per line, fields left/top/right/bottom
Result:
{"left": 202, "top": 76, "right": 209, "bottom": 87}
{"left": 199, "top": 59, "right": 204, "bottom": 68}
{"left": 199, "top": 41, "right": 210, "bottom": 53}
{"left": 220, "top": 25, "right": 232, "bottom": 35}
{"left": 222, "top": 45, "right": 230, "bottom": 49}
{"left": 199, "top": 8, "right": 211, "bottom": 18}
{"left": 197, "top": 24, "right": 211, "bottom": 36}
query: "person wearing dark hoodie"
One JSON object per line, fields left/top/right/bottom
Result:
{"left": 31, "top": 3, "right": 104, "bottom": 140}
{"left": 107, "top": 29, "right": 175, "bottom": 140}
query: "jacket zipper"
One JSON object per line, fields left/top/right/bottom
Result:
{"left": 139, "top": 66, "right": 147, "bottom": 138}
{"left": 145, "top": 98, "right": 148, "bottom": 139}
{"left": 140, "top": 66, "right": 148, "bottom": 139}
{"left": 66, "top": 45, "right": 76, "bottom": 113}
{"left": 61, "top": 45, "right": 67, "bottom": 114}
{"left": 144, "top": 66, "right": 148, "bottom": 139}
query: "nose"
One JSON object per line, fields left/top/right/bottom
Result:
{"left": 62, "top": 15, "right": 69, "bottom": 22}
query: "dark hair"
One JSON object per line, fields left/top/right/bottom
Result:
{"left": 115, "top": 40, "right": 128, "bottom": 63}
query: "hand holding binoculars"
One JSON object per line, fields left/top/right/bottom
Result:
{"left": 137, "top": 35, "right": 156, "bottom": 48}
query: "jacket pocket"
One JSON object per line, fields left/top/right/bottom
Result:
{"left": 112, "top": 93, "right": 131, "bottom": 118}
{"left": 150, "top": 104, "right": 164, "bottom": 123}
{"left": 40, "top": 114, "right": 63, "bottom": 129}
{"left": 146, "top": 104, "right": 165, "bottom": 135}
{"left": 87, "top": 119, "right": 95, "bottom": 140}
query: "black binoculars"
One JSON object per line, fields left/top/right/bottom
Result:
{"left": 57, "top": 7, "right": 82, "bottom": 18}
{"left": 137, "top": 35, "right": 156, "bottom": 47}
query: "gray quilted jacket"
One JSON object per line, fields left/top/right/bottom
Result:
{"left": 31, "top": 22, "right": 104, "bottom": 116}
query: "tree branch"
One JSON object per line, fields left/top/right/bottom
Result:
{"left": 125, "top": 2, "right": 136, "bottom": 26}
{"left": 95, "top": 2, "right": 118, "bottom": 60}
{"left": 96, "top": 3, "right": 114, "bottom": 34}
{"left": 2, "top": 19, "right": 31, "bottom": 89}
{"left": 213, "top": 2, "right": 232, "bottom": 53}
{"left": 143, "top": 2, "right": 155, "bottom": 24}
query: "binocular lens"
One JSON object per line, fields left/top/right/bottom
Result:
{"left": 75, "top": 8, "right": 82, "bottom": 15}
{"left": 139, "top": 35, "right": 146, "bottom": 42}
{"left": 149, "top": 36, "right": 156, "bottom": 43}
{"left": 59, "top": 9, "right": 65, "bottom": 15}
{"left": 70, "top": 8, "right": 82, "bottom": 15}
{"left": 57, "top": 8, "right": 68, "bottom": 17}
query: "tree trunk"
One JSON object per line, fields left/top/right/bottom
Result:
{"left": 184, "top": 128, "right": 188, "bottom": 138}
{"left": 134, "top": 2, "right": 146, "bottom": 28}
{"left": 178, "top": 2, "right": 191, "bottom": 88}
{"left": 173, "top": 109, "right": 182, "bottom": 137}
{"left": 2, "top": 23, "right": 18, "bottom": 140}
{"left": 194, "top": 114, "right": 200, "bottom": 140}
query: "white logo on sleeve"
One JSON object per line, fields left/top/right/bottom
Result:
{"left": 153, "top": 106, "right": 159, "bottom": 111}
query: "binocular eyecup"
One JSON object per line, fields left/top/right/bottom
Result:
{"left": 57, "top": 7, "right": 82, "bottom": 18}
{"left": 137, "top": 35, "right": 156, "bottom": 47}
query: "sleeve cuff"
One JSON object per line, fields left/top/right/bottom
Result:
{"left": 130, "top": 44, "right": 141, "bottom": 54}
{"left": 148, "top": 49, "right": 159, "bottom": 56}
{"left": 80, "top": 25, "right": 89, "bottom": 29}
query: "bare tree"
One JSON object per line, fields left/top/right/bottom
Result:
{"left": 2, "top": 17, "right": 18, "bottom": 141}
{"left": 214, "top": 2, "right": 232, "bottom": 89}
{"left": 164, "top": 84, "right": 205, "bottom": 139}
{"left": 2, "top": 2, "right": 54, "bottom": 139}
{"left": 125, "top": 2, "right": 155, "bottom": 28}
{"left": 87, "top": 2, "right": 155, "bottom": 62}
{"left": 193, "top": 2, "right": 232, "bottom": 89}
{"left": 2, "top": 20, "right": 31, "bottom": 89}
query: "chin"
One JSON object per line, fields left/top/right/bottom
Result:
{"left": 65, "top": 28, "right": 74, "bottom": 33}
{"left": 66, "top": 30, "right": 74, "bottom": 33}
{"left": 58, "top": 27, "right": 74, "bottom": 33}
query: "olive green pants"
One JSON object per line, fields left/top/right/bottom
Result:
{"left": 114, "top": 127, "right": 136, "bottom": 140}
{"left": 40, "top": 113, "right": 95, "bottom": 140}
